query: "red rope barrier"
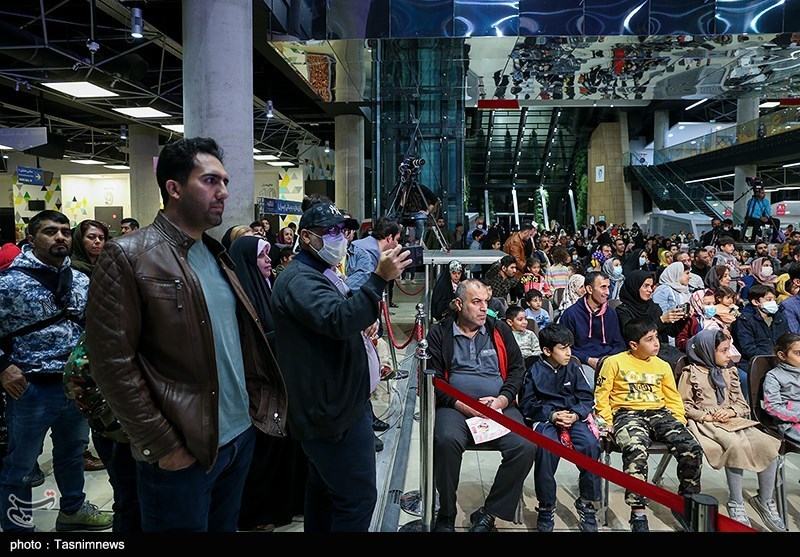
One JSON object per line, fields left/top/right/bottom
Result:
{"left": 382, "top": 300, "right": 418, "bottom": 349}
{"left": 393, "top": 279, "right": 425, "bottom": 296}
{"left": 432, "top": 379, "right": 755, "bottom": 532}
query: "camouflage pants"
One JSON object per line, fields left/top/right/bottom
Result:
{"left": 613, "top": 407, "right": 703, "bottom": 508}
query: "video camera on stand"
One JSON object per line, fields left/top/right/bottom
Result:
{"left": 746, "top": 176, "right": 765, "bottom": 194}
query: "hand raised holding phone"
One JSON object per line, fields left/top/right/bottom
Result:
{"left": 375, "top": 245, "right": 413, "bottom": 282}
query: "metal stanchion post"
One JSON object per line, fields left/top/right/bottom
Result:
{"left": 683, "top": 493, "right": 718, "bottom": 532}
{"left": 398, "top": 303, "right": 439, "bottom": 532}
{"left": 382, "top": 290, "right": 399, "bottom": 374}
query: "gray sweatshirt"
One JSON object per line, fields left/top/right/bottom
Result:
{"left": 763, "top": 362, "right": 800, "bottom": 444}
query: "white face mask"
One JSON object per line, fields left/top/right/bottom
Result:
{"left": 761, "top": 267, "right": 773, "bottom": 277}
{"left": 761, "top": 300, "right": 779, "bottom": 314}
{"left": 308, "top": 231, "right": 348, "bottom": 266}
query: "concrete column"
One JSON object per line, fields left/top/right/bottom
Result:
{"left": 331, "top": 40, "right": 366, "bottom": 103}
{"left": 182, "top": 0, "right": 254, "bottom": 240}
{"left": 128, "top": 124, "right": 161, "bottom": 226}
{"left": 733, "top": 97, "right": 759, "bottom": 223}
{"left": 653, "top": 110, "right": 669, "bottom": 153}
{"left": 334, "top": 114, "right": 365, "bottom": 221}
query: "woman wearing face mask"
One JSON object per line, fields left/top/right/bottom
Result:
{"left": 602, "top": 256, "right": 625, "bottom": 300}
{"left": 730, "top": 284, "right": 789, "bottom": 403}
{"left": 678, "top": 329, "right": 784, "bottom": 531}
{"left": 677, "top": 288, "right": 722, "bottom": 352}
{"left": 622, "top": 247, "right": 654, "bottom": 276}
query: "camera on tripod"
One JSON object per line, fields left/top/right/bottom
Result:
{"left": 746, "top": 176, "right": 765, "bottom": 194}
{"left": 399, "top": 156, "right": 425, "bottom": 177}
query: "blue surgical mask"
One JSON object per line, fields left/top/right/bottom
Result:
{"left": 639, "top": 256, "right": 647, "bottom": 266}
{"left": 704, "top": 305, "right": 717, "bottom": 318}
{"left": 761, "top": 300, "right": 779, "bottom": 314}
{"left": 612, "top": 266, "right": 623, "bottom": 276}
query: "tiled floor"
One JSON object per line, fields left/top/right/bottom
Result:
{"left": 19, "top": 280, "right": 800, "bottom": 533}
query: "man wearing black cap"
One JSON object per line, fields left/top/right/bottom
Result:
{"left": 272, "top": 202, "right": 411, "bottom": 532}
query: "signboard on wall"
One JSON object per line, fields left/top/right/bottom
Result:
{"left": 257, "top": 197, "right": 303, "bottom": 216}
{"left": 776, "top": 203, "right": 786, "bottom": 217}
{"left": 17, "top": 166, "right": 45, "bottom": 185}
{"left": 595, "top": 165, "right": 605, "bottom": 183}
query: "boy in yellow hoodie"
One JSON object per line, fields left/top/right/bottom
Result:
{"left": 594, "top": 317, "right": 703, "bottom": 532}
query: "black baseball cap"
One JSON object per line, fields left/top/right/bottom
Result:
{"left": 298, "top": 202, "right": 358, "bottom": 231}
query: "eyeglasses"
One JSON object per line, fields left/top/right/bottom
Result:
{"left": 310, "top": 225, "right": 346, "bottom": 238}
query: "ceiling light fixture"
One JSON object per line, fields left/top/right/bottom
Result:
{"left": 112, "top": 107, "right": 170, "bottom": 118}
{"left": 685, "top": 99, "right": 708, "bottom": 111}
{"left": 782, "top": 161, "right": 800, "bottom": 168}
{"left": 70, "top": 159, "right": 106, "bottom": 165}
{"left": 267, "top": 161, "right": 295, "bottom": 167}
{"left": 130, "top": 7, "right": 144, "bottom": 38}
{"left": 162, "top": 124, "right": 184, "bottom": 133}
{"left": 254, "top": 154, "right": 280, "bottom": 161}
{"left": 685, "top": 172, "right": 735, "bottom": 184}
{"left": 253, "top": 148, "right": 261, "bottom": 153}
{"left": 267, "top": 100, "right": 274, "bottom": 118}
{"left": 120, "top": 125, "right": 127, "bottom": 140}
{"left": 43, "top": 81, "right": 118, "bottom": 98}
{"left": 0, "top": 144, "right": 13, "bottom": 150}
{"left": 324, "top": 140, "right": 330, "bottom": 153}
{"left": 104, "top": 164, "right": 130, "bottom": 170}
{"left": 759, "top": 101, "right": 780, "bottom": 108}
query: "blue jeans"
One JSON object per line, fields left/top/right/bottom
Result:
{"left": 300, "top": 400, "right": 377, "bottom": 532}
{"left": 136, "top": 425, "right": 255, "bottom": 532}
{"left": 92, "top": 432, "right": 141, "bottom": 532}
{"left": 0, "top": 380, "right": 89, "bottom": 532}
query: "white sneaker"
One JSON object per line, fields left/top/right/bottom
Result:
{"left": 727, "top": 500, "right": 751, "bottom": 527}
{"left": 749, "top": 495, "right": 787, "bottom": 532}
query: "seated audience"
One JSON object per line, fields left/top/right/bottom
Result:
{"left": 558, "top": 272, "right": 626, "bottom": 387}
{"left": 763, "top": 333, "right": 800, "bottom": 444}
{"left": 505, "top": 305, "right": 542, "bottom": 369}
{"left": 602, "top": 257, "right": 625, "bottom": 301}
{"left": 780, "top": 263, "right": 800, "bottom": 331}
{"left": 426, "top": 279, "right": 536, "bottom": 532}
{"left": 523, "top": 289, "right": 551, "bottom": 331}
{"left": 594, "top": 318, "right": 703, "bottom": 532}
{"left": 484, "top": 254, "right": 521, "bottom": 302}
{"left": 652, "top": 261, "right": 692, "bottom": 314}
{"left": 519, "top": 324, "right": 601, "bottom": 533}
{"left": 431, "top": 260, "right": 464, "bottom": 321}
{"left": 557, "top": 273, "right": 585, "bottom": 314}
{"left": 679, "top": 329, "right": 784, "bottom": 531}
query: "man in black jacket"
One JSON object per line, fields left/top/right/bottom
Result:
{"left": 271, "top": 202, "right": 410, "bottom": 532}
{"left": 426, "top": 278, "right": 536, "bottom": 532}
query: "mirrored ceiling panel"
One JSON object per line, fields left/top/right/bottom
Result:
{"left": 582, "top": 0, "right": 650, "bottom": 36}
{"left": 649, "top": 0, "right": 716, "bottom": 36}
{"left": 390, "top": 0, "right": 454, "bottom": 38}
{"left": 715, "top": 0, "right": 785, "bottom": 34}
{"left": 519, "top": 0, "right": 584, "bottom": 36}
{"left": 454, "top": 0, "right": 519, "bottom": 37}
{"left": 327, "top": 0, "right": 390, "bottom": 39}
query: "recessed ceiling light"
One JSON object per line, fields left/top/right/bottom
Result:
{"left": 759, "top": 101, "right": 780, "bottom": 108}
{"left": 70, "top": 159, "right": 106, "bottom": 165}
{"left": 253, "top": 148, "right": 261, "bottom": 153}
{"left": 254, "top": 154, "right": 280, "bottom": 161}
{"left": 112, "top": 107, "right": 170, "bottom": 118}
{"left": 267, "top": 161, "right": 295, "bottom": 167}
{"left": 667, "top": 133, "right": 674, "bottom": 138}
{"left": 162, "top": 124, "right": 184, "bottom": 133}
{"left": 678, "top": 125, "right": 685, "bottom": 130}
{"left": 43, "top": 81, "right": 118, "bottom": 98}
{"left": 0, "top": 144, "right": 13, "bottom": 150}
{"left": 103, "top": 164, "right": 130, "bottom": 170}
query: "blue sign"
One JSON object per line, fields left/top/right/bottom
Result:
{"left": 258, "top": 197, "right": 303, "bottom": 216}
{"left": 17, "top": 166, "right": 44, "bottom": 185}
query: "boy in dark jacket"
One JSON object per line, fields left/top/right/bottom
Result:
{"left": 731, "top": 283, "right": 789, "bottom": 401}
{"left": 519, "top": 324, "right": 601, "bottom": 532}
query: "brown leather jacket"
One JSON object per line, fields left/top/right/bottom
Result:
{"left": 503, "top": 232, "right": 527, "bottom": 277}
{"left": 86, "top": 212, "right": 287, "bottom": 470}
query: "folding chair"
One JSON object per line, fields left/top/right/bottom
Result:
{"left": 748, "top": 354, "right": 800, "bottom": 527}
{"left": 552, "top": 288, "right": 565, "bottom": 309}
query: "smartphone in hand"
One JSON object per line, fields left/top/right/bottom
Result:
{"left": 400, "top": 245, "right": 424, "bottom": 267}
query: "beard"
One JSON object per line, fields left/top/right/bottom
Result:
{"left": 50, "top": 244, "right": 71, "bottom": 258}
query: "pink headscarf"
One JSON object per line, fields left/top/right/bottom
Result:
{"left": 750, "top": 256, "right": 777, "bottom": 285}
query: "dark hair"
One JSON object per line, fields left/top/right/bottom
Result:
{"left": 713, "top": 329, "right": 729, "bottom": 349}
{"left": 78, "top": 219, "right": 109, "bottom": 240}
{"left": 249, "top": 221, "right": 262, "bottom": 229}
{"left": 596, "top": 220, "right": 607, "bottom": 230}
{"left": 120, "top": 217, "right": 139, "bottom": 229}
{"left": 27, "top": 210, "right": 69, "bottom": 236}
{"left": 471, "top": 229, "right": 484, "bottom": 240}
{"left": 505, "top": 305, "right": 525, "bottom": 320}
{"left": 525, "top": 255, "right": 541, "bottom": 269}
{"left": 371, "top": 216, "right": 401, "bottom": 240}
{"left": 520, "top": 223, "right": 534, "bottom": 232}
{"left": 623, "top": 317, "right": 659, "bottom": 344}
{"left": 789, "top": 262, "right": 800, "bottom": 282}
{"left": 550, "top": 245, "right": 570, "bottom": 265}
{"left": 584, "top": 271, "right": 607, "bottom": 288}
{"left": 693, "top": 247, "right": 707, "bottom": 258}
{"left": 524, "top": 289, "right": 542, "bottom": 301}
{"left": 747, "top": 283, "right": 776, "bottom": 302}
{"left": 301, "top": 193, "right": 332, "bottom": 212}
{"left": 499, "top": 254, "right": 517, "bottom": 269}
{"left": 156, "top": 137, "right": 223, "bottom": 206}
{"left": 538, "top": 323, "right": 575, "bottom": 351}
{"left": 774, "top": 333, "right": 800, "bottom": 357}
{"left": 278, "top": 247, "right": 294, "bottom": 262}
{"left": 287, "top": 222, "right": 297, "bottom": 230}
{"left": 714, "top": 285, "right": 736, "bottom": 303}
{"left": 717, "top": 235, "right": 735, "bottom": 247}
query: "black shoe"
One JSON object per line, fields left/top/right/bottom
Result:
{"left": 373, "top": 416, "right": 390, "bottom": 431}
{"left": 374, "top": 435, "right": 384, "bottom": 452}
{"left": 389, "top": 302, "right": 399, "bottom": 308}
{"left": 629, "top": 513, "right": 649, "bottom": 532}
{"left": 468, "top": 507, "right": 497, "bottom": 532}
{"left": 535, "top": 503, "right": 555, "bottom": 532}
{"left": 434, "top": 513, "right": 455, "bottom": 533}
{"left": 574, "top": 498, "right": 598, "bottom": 532}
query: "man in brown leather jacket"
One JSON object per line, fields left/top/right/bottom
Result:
{"left": 86, "top": 137, "right": 287, "bottom": 532}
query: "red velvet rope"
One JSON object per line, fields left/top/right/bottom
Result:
{"left": 382, "top": 300, "right": 419, "bottom": 349}
{"left": 393, "top": 279, "right": 425, "bottom": 296}
{"left": 432, "top": 379, "right": 754, "bottom": 533}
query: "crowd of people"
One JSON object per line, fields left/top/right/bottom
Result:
{"left": 3, "top": 136, "right": 800, "bottom": 533}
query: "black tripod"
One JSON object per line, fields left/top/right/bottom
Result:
{"left": 386, "top": 156, "right": 450, "bottom": 251}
